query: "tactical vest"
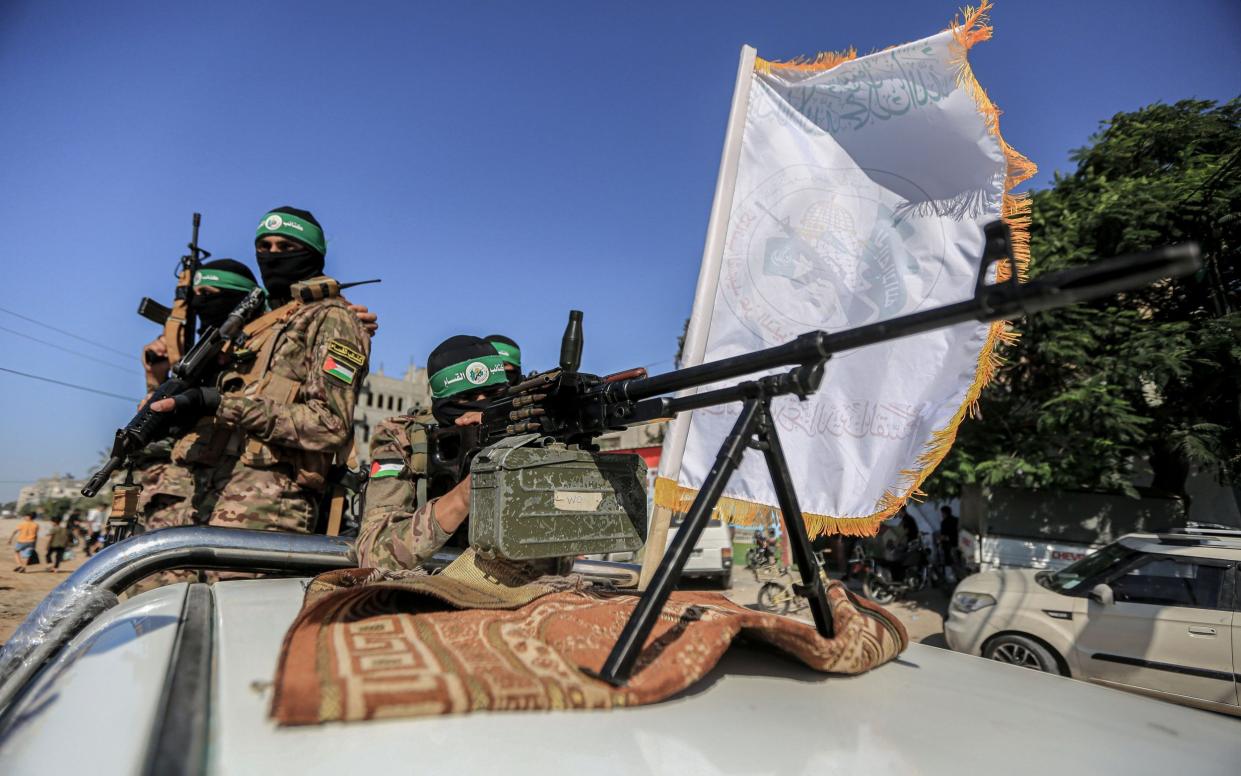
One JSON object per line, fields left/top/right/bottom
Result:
{"left": 382, "top": 412, "right": 434, "bottom": 505}
{"left": 171, "top": 276, "right": 360, "bottom": 492}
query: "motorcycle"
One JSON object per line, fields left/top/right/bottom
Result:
{"left": 745, "top": 531, "right": 779, "bottom": 570}
{"left": 860, "top": 542, "right": 943, "bottom": 605}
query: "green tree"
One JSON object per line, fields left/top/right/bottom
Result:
{"left": 39, "top": 496, "right": 74, "bottom": 519}
{"left": 928, "top": 98, "right": 1241, "bottom": 505}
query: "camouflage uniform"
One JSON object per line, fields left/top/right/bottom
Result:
{"left": 144, "top": 276, "right": 369, "bottom": 533}
{"left": 134, "top": 440, "right": 198, "bottom": 531}
{"left": 356, "top": 412, "right": 452, "bottom": 569}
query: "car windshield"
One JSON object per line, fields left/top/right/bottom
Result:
{"left": 1041, "top": 542, "right": 1136, "bottom": 593}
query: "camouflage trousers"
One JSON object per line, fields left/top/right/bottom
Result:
{"left": 141, "top": 455, "right": 318, "bottom": 533}
{"left": 129, "top": 456, "right": 319, "bottom": 596}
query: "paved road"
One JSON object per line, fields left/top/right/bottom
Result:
{"left": 719, "top": 564, "right": 951, "bottom": 647}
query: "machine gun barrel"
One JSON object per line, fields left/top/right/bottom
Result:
{"left": 604, "top": 240, "right": 1200, "bottom": 405}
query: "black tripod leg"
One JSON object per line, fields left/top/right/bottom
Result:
{"left": 756, "top": 401, "right": 834, "bottom": 638}
{"left": 597, "top": 398, "right": 764, "bottom": 685}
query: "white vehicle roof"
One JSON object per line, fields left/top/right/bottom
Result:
{"left": 3, "top": 577, "right": 1240, "bottom": 775}
{"left": 1119, "top": 532, "right": 1241, "bottom": 561}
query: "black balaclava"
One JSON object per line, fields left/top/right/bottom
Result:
{"left": 428, "top": 335, "right": 509, "bottom": 426}
{"left": 255, "top": 206, "right": 326, "bottom": 301}
{"left": 192, "top": 258, "right": 260, "bottom": 331}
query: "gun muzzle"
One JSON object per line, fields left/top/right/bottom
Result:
{"left": 82, "top": 455, "right": 123, "bottom": 498}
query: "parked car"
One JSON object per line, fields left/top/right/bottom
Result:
{"left": 945, "top": 530, "right": 1241, "bottom": 716}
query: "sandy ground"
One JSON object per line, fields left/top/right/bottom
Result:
{"left": 0, "top": 517, "right": 91, "bottom": 645}
{"left": 0, "top": 520, "right": 946, "bottom": 650}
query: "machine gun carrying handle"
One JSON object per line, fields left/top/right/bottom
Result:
{"left": 603, "top": 367, "right": 647, "bottom": 383}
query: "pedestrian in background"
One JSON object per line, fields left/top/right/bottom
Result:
{"left": 66, "top": 510, "right": 87, "bottom": 550}
{"left": 8, "top": 512, "right": 40, "bottom": 573}
{"left": 47, "top": 515, "right": 70, "bottom": 573}
{"left": 87, "top": 513, "right": 105, "bottom": 556}
{"left": 938, "top": 504, "right": 959, "bottom": 572}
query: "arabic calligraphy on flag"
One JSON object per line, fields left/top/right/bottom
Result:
{"left": 656, "top": 2, "right": 1034, "bottom": 535}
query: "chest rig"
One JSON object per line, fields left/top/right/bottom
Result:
{"left": 172, "top": 276, "right": 357, "bottom": 492}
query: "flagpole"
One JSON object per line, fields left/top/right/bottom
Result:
{"left": 640, "top": 44, "right": 757, "bottom": 590}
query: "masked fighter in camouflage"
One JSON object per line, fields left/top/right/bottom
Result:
{"left": 148, "top": 206, "right": 370, "bottom": 533}
{"left": 136, "top": 259, "right": 262, "bottom": 529}
{"left": 356, "top": 335, "right": 510, "bottom": 569}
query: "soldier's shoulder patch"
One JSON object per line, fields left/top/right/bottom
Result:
{"left": 369, "top": 458, "right": 406, "bottom": 480}
{"left": 324, "top": 339, "right": 365, "bottom": 385}
{"left": 327, "top": 339, "right": 365, "bottom": 369}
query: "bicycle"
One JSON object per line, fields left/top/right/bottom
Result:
{"left": 754, "top": 567, "right": 810, "bottom": 616}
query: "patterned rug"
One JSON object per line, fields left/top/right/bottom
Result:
{"left": 271, "top": 553, "right": 908, "bottom": 725}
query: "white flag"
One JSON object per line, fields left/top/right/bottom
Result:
{"left": 656, "top": 3, "right": 1034, "bottom": 535}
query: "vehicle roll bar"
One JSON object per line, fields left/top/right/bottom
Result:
{"left": 0, "top": 526, "right": 355, "bottom": 721}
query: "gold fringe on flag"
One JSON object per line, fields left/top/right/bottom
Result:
{"left": 655, "top": 0, "right": 1034, "bottom": 537}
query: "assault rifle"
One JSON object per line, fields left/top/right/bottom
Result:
{"left": 82, "top": 287, "right": 267, "bottom": 540}
{"left": 429, "top": 221, "right": 1200, "bottom": 685}
{"left": 136, "top": 213, "right": 211, "bottom": 382}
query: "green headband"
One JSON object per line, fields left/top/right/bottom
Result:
{"left": 193, "top": 269, "right": 258, "bottom": 293}
{"left": 430, "top": 354, "right": 509, "bottom": 398}
{"left": 489, "top": 340, "right": 521, "bottom": 367}
{"left": 256, "top": 211, "right": 327, "bottom": 255}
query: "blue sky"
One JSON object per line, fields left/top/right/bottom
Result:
{"left": 1, "top": 1, "right": 1238, "bottom": 502}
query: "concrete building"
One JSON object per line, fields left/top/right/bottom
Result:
{"left": 17, "top": 474, "right": 86, "bottom": 511}
{"left": 596, "top": 422, "right": 665, "bottom": 459}
{"left": 353, "top": 365, "right": 431, "bottom": 463}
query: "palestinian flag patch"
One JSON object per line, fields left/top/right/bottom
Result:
{"left": 369, "top": 459, "right": 405, "bottom": 479}
{"left": 323, "top": 355, "right": 356, "bottom": 385}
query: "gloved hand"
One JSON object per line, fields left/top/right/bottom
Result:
{"left": 169, "top": 386, "right": 220, "bottom": 420}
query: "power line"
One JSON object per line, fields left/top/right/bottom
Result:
{"left": 0, "top": 324, "right": 132, "bottom": 374}
{"left": 0, "top": 366, "right": 138, "bottom": 403}
{"left": 640, "top": 357, "right": 675, "bottom": 372}
{"left": 0, "top": 305, "right": 133, "bottom": 358}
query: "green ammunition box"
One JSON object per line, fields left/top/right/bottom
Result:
{"left": 468, "top": 434, "right": 648, "bottom": 560}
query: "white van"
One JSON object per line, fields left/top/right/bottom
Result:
{"left": 672, "top": 518, "right": 734, "bottom": 589}
{"left": 594, "top": 518, "right": 734, "bottom": 588}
